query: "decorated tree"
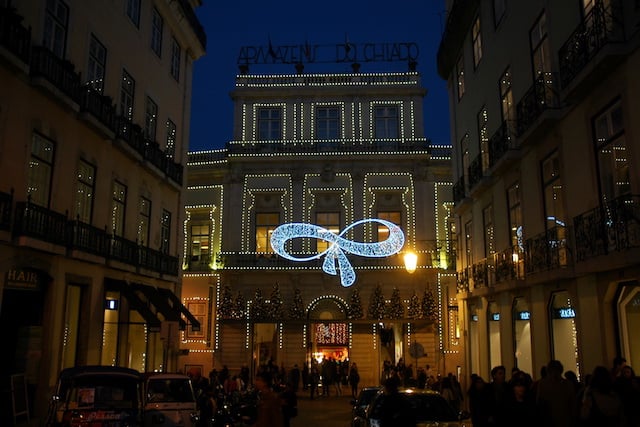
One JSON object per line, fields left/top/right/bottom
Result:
{"left": 218, "top": 285, "right": 234, "bottom": 319}
{"left": 367, "top": 284, "right": 386, "bottom": 320}
{"left": 347, "top": 288, "right": 364, "bottom": 319}
{"left": 268, "top": 283, "right": 284, "bottom": 320}
{"left": 289, "top": 287, "right": 306, "bottom": 320}
{"left": 421, "top": 288, "right": 438, "bottom": 322}
{"left": 232, "top": 291, "right": 245, "bottom": 319}
{"left": 407, "top": 290, "right": 421, "bottom": 319}
{"left": 251, "top": 288, "right": 267, "bottom": 321}
{"left": 387, "top": 287, "right": 404, "bottom": 319}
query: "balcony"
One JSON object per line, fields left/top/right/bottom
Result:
{"left": 488, "top": 121, "right": 519, "bottom": 173}
{"left": 467, "top": 153, "right": 491, "bottom": 195}
{"left": 9, "top": 199, "right": 178, "bottom": 276}
{"left": 493, "top": 245, "right": 525, "bottom": 283}
{"left": 524, "top": 225, "right": 572, "bottom": 275}
{"left": 516, "top": 72, "right": 562, "bottom": 139}
{"left": 559, "top": 0, "right": 626, "bottom": 98}
{"left": 573, "top": 194, "right": 640, "bottom": 261}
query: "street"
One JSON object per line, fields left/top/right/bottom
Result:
{"left": 292, "top": 393, "right": 354, "bottom": 427}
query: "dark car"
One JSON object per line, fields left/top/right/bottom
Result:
{"left": 45, "top": 365, "right": 143, "bottom": 427}
{"left": 352, "top": 387, "right": 471, "bottom": 427}
{"left": 350, "top": 386, "right": 383, "bottom": 425}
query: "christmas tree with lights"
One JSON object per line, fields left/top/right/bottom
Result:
{"left": 407, "top": 290, "right": 421, "bottom": 319}
{"left": 269, "top": 283, "right": 284, "bottom": 320}
{"left": 348, "top": 287, "right": 364, "bottom": 319}
{"left": 232, "top": 291, "right": 245, "bottom": 319}
{"left": 289, "top": 287, "right": 306, "bottom": 320}
{"left": 251, "top": 288, "right": 267, "bottom": 321}
{"left": 421, "top": 288, "right": 438, "bottom": 322}
{"left": 368, "top": 284, "right": 386, "bottom": 320}
{"left": 218, "top": 285, "right": 234, "bottom": 319}
{"left": 387, "top": 287, "right": 404, "bottom": 319}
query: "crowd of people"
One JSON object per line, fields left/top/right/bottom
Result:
{"left": 465, "top": 358, "right": 640, "bottom": 427}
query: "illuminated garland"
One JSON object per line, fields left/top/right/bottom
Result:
{"left": 270, "top": 218, "right": 405, "bottom": 287}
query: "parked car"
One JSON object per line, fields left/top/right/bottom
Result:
{"left": 45, "top": 365, "right": 143, "bottom": 427}
{"left": 350, "top": 386, "right": 383, "bottom": 426}
{"left": 352, "top": 387, "right": 471, "bottom": 427}
{"left": 143, "top": 373, "right": 199, "bottom": 427}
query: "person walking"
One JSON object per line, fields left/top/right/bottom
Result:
{"left": 349, "top": 362, "right": 361, "bottom": 398}
{"left": 536, "top": 359, "right": 577, "bottom": 427}
{"left": 280, "top": 381, "right": 298, "bottom": 427}
{"left": 467, "top": 374, "right": 493, "bottom": 427}
{"left": 580, "top": 365, "right": 627, "bottom": 427}
{"left": 309, "top": 365, "right": 320, "bottom": 400}
{"left": 253, "top": 371, "right": 284, "bottom": 427}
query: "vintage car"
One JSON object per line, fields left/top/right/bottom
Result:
{"left": 45, "top": 365, "right": 144, "bottom": 427}
{"left": 143, "top": 373, "right": 199, "bottom": 427}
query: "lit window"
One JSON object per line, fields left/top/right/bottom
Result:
{"left": 256, "top": 213, "right": 280, "bottom": 253}
{"left": 74, "top": 160, "right": 96, "bottom": 223}
{"left": 472, "top": 16, "right": 483, "bottom": 67}
{"left": 87, "top": 34, "right": 106, "bottom": 93}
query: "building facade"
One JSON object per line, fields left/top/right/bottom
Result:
{"left": 438, "top": 0, "right": 640, "bottom": 382}
{"left": 182, "top": 62, "right": 458, "bottom": 387}
{"left": 0, "top": 0, "right": 205, "bottom": 423}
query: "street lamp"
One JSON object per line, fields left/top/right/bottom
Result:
{"left": 403, "top": 250, "right": 418, "bottom": 273}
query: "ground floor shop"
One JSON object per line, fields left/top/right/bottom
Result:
{"left": 461, "top": 271, "right": 640, "bottom": 383}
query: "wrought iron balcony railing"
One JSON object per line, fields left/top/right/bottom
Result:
{"left": 524, "top": 225, "right": 571, "bottom": 275}
{"left": 30, "top": 46, "right": 82, "bottom": 102}
{"left": 11, "top": 200, "right": 178, "bottom": 275}
{"left": 488, "top": 120, "right": 518, "bottom": 168}
{"left": 558, "top": 0, "right": 625, "bottom": 89}
{"left": 573, "top": 194, "right": 640, "bottom": 261}
{"left": 493, "top": 245, "right": 525, "bottom": 282}
{"left": 453, "top": 176, "right": 466, "bottom": 206}
{"left": 516, "top": 72, "right": 561, "bottom": 137}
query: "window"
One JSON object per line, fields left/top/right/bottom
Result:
{"left": 507, "top": 182, "right": 523, "bottom": 250}
{"left": 27, "top": 133, "right": 55, "bottom": 207}
{"left": 493, "top": 0, "right": 506, "bottom": 27}
{"left": 120, "top": 69, "right": 135, "bottom": 121}
{"left": 160, "top": 210, "right": 171, "bottom": 253}
{"left": 257, "top": 108, "right": 282, "bottom": 140}
{"left": 472, "top": 16, "right": 483, "bottom": 67}
{"left": 165, "top": 119, "right": 176, "bottom": 159}
{"left": 456, "top": 56, "right": 465, "bottom": 100}
{"left": 255, "top": 212, "right": 280, "bottom": 253}
{"left": 43, "top": 0, "right": 68, "bottom": 58}
{"left": 190, "top": 223, "right": 210, "bottom": 267}
{"left": 594, "top": 100, "right": 629, "bottom": 201}
{"left": 542, "top": 151, "right": 565, "bottom": 231}
{"left": 137, "top": 196, "right": 151, "bottom": 246}
{"left": 377, "top": 211, "right": 401, "bottom": 242}
{"left": 461, "top": 133, "right": 470, "bottom": 193}
{"left": 374, "top": 106, "right": 399, "bottom": 139}
{"left": 151, "top": 8, "right": 163, "bottom": 57}
{"left": 87, "top": 34, "right": 106, "bottom": 93}
{"left": 530, "top": 12, "right": 556, "bottom": 104}
{"left": 111, "top": 180, "right": 127, "bottom": 236}
{"left": 187, "top": 302, "right": 206, "bottom": 338}
{"left": 316, "top": 212, "right": 340, "bottom": 253}
{"left": 499, "top": 68, "right": 516, "bottom": 135}
{"left": 126, "top": 0, "right": 140, "bottom": 28}
{"left": 145, "top": 97, "right": 158, "bottom": 141}
{"left": 477, "top": 106, "right": 489, "bottom": 171}
{"left": 170, "top": 37, "right": 181, "bottom": 81}
{"left": 316, "top": 107, "right": 340, "bottom": 140}
{"left": 465, "top": 220, "right": 473, "bottom": 266}
{"left": 483, "top": 205, "right": 495, "bottom": 258}
{"left": 74, "top": 160, "right": 96, "bottom": 223}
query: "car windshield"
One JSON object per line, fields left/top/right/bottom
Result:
{"left": 357, "top": 389, "right": 381, "bottom": 407}
{"left": 147, "top": 378, "right": 195, "bottom": 403}
{"left": 68, "top": 376, "right": 138, "bottom": 409}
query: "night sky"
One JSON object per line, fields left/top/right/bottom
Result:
{"left": 189, "top": 0, "right": 450, "bottom": 152}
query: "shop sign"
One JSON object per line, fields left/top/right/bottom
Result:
{"left": 5, "top": 268, "right": 43, "bottom": 291}
{"left": 552, "top": 307, "right": 576, "bottom": 319}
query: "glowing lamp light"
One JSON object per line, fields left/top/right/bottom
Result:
{"left": 403, "top": 251, "right": 418, "bottom": 273}
{"left": 270, "top": 218, "right": 405, "bottom": 287}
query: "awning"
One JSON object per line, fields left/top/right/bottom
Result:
{"left": 104, "top": 278, "right": 161, "bottom": 332}
{"left": 156, "top": 287, "right": 201, "bottom": 332}
{"left": 132, "top": 283, "right": 187, "bottom": 330}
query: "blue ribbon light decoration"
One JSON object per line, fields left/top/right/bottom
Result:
{"left": 270, "top": 219, "right": 405, "bottom": 287}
